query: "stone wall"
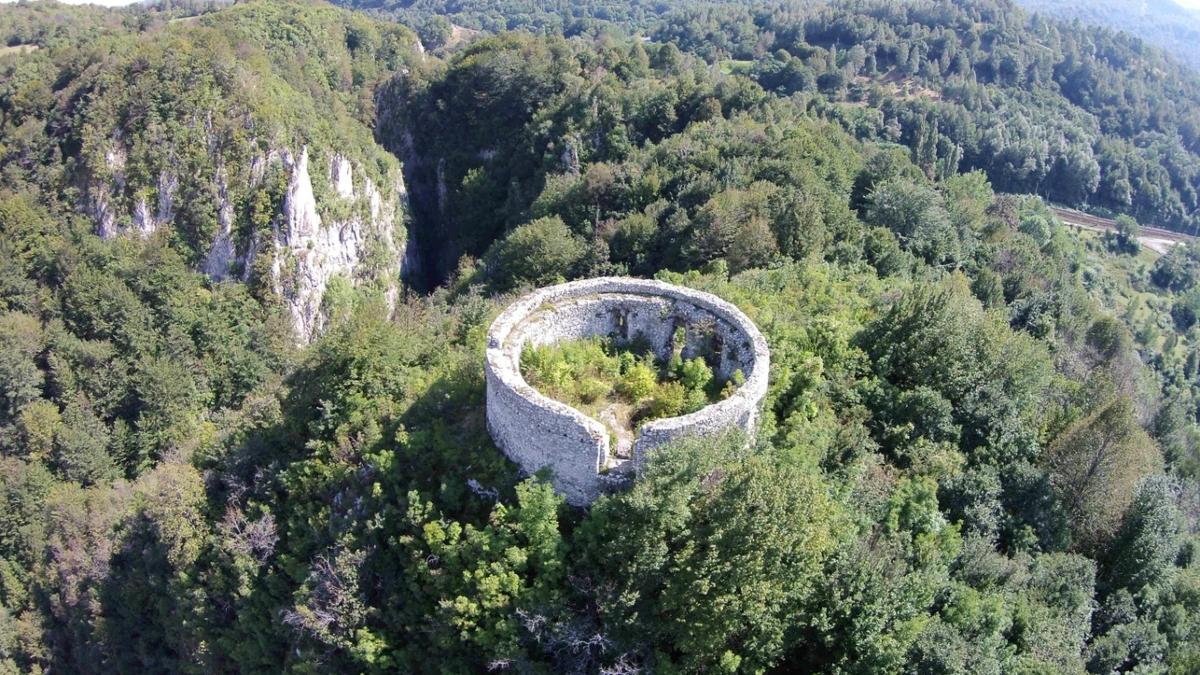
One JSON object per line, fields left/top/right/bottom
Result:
{"left": 485, "top": 277, "right": 770, "bottom": 506}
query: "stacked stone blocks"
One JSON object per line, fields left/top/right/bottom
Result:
{"left": 484, "top": 277, "right": 770, "bottom": 505}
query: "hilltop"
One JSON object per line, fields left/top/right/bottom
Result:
{"left": 1, "top": 0, "right": 1200, "bottom": 672}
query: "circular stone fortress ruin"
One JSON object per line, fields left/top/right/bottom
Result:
{"left": 485, "top": 277, "right": 770, "bottom": 506}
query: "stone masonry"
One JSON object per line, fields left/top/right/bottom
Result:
{"left": 485, "top": 277, "right": 770, "bottom": 506}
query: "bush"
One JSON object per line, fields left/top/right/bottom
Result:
{"left": 1111, "top": 215, "right": 1141, "bottom": 255}
{"left": 484, "top": 216, "right": 585, "bottom": 291}
{"left": 619, "top": 359, "right": 658, "bottom": 401}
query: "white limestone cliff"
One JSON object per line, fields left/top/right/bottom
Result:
{"left": 94, "top": 139, "right": 181, "bottom": 240}
{"left": 89, "top": 141, "right": 408, "bottom": 344}
{"left": 91, "top": 143, "right": 126, "bottom": 240}
{"left": 130, "top": 171, "right": 177, "bottom": 237}
{"left": 271, "top": 147, "right": 406, "bottom": 343}
{"left": 330, "top": 154, "right": 355, "bottom": 199}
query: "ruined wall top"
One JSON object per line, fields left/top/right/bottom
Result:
{"left": 484, "top": 277, "right": 770, "bottom": 505}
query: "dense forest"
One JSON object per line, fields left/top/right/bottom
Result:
{"left": 344, "top": 0, "right": 1200, "bottom": 239}
{"left": 2, "top": 0, "right": 1200, "bottom": 672}
{"left": 1016, "top": 0, "right": 1200, "bottom": 72}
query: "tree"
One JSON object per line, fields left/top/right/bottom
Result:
{"left": 1101, "top": 476, "right": 1180, "bottom": 594}
{"left": 1047, "top": 397, "right": 1163, "bottom": 555}
{"left": 0, "top": 313, "right": 43, "bottom": 428}
{"left": 1111, "top": 215, "right": 1141, "bottom": 255}
{"left": 1152, "top": 243, "right": 1200, "bottom": 292}
{"left": 101, "top": 461, "right": 208, "bottom": 672}
{"left": 484, "top": 216, "right": 585, "bottom": 291}
{"left": 1012, "top": 552, "right": 1097, "bottom": 670}
{"left": 866, "top": 178, "right": 960, "bottom": 265}
{"left": 942, "top": 171, "right": 994, "bottom": 236}
{"left": 414, "top": 14, "right": 452, "bottom": 50}
{"left": 859, "top": 277, "right": 1051, "bottom": 468}
{"left": 686, "top": 183, "right": 780, "bottom": 272}
{"left": 53, "top": 396, "right": 117, "bottom": 486}
{"left": 395, "top": 478, "right": 567, "bottom": 669}
{"left": 574, "top": 434, "right": 844, "bottom": 672}
{"left": 282, "top": 546, "right": 370, "bottom": 656}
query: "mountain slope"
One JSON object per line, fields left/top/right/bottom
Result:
{"left": 1018, "top": 0, "right": 1200, "bottom": 71}
{"left": 1, "top": 0, "right": 421, "bottom": 340}
{"left": 2, "top": 1, "right": 1200, "bottom": 673}
{"left": 335, "top": 0, "right": 1200, "bottom": 239}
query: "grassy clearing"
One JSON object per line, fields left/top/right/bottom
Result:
{"left": 719, "top": 59, "right": 754, "bottom": 75}
{"left": 1074, "top": 227, "right": 1182, "bottom": 357}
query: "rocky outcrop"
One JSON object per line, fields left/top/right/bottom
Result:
{"left": 94, "top": 141, "right": 180, "bottom": 240}
{"left": 331, "top": 154, "right": 354, "bottom": 199}
{"left": 271, "top": 147, "right": 407, "bottom": 343}
{"left": 91, "top": 143, "right": 126, "bottom": 240}
{"left": 89, "top": 141, "right": 408, "bottom": 344}
{"left": 131, "top": 171, "right": 177, "bottom": 237}
{"left": 560, "top": 136, "right": 581, "bottom": 175}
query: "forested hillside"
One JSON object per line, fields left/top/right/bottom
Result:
{"left": 1, "top": 0, "right": 1200, "bottom": 672}
{"left": 1, "top": 0, "right": 420, "bottom": 338}
{"left": 346, "top": 0, "right": 1200, "bottom": 239}
{"left": 1017, "top": 0, "right": 1200, "bottom": 72}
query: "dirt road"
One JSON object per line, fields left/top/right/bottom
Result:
{"left": 1050, "top": 206, "right": 1191, "bottom": 255}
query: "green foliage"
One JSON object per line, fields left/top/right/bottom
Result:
{"left": 1, "top": 0, "right": 1200, "bottom": 671}
{"left": 574, "top": 434, "right": 845, "bottom": 672}
{"left": 1110, "top": 215, "right": 1142, "bottom": 255}
{"left": 1153, "top": 243, "right": 1200, "bottom": 293}
{"left": 860, "top": 277, "right": 1051, "bottom": 468}
{"left": 866, "top": 177, "right": 960, "bottom": 266}
{"left": 1018, "top": 0, "right": 1200, "bottom": 71}
{"left": 0, "top": 313, "right": 42, "bottom": 428}
{"left": 390, "top": 32, "right": 858, "bottom": 285}
{"left": 354, "top": 0, "right": 1200, "bottom": 236}
{"left": 686, "top": 182, "right": 780, "bottom": 272}
{"left": 1, "top": 0, "right": 416, "bottom": 267}
{"left": 1048, "top": 397, "right": 1164, "bottom": 555}
{"left": 1101, "top": 476, "right": 1182, "bottom": 595}
{"left": 396, "top": 478, "right": 566, "bottom": 666}
{"left": 483, "top": 216, "right": 584, "bottom": 292}
{"left": 521, "top": 336, "right": 724, "bottom": 431}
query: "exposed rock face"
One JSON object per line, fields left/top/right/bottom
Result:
{"left": 272, "top": 147, "right": 407, "bottom": 343}
{"left": 89, "top": 142, "right": 408, "bottom": 344}
{"left": 131, "top": 199, "right": 154, "bottom": 235}
{"left": 330, "top": 154, "right": 355, "bottom": 199}
{"left": 94, "top": 141, "right": 181, "bottom": 240}
{"left": 560, "top": 137, "right": 580, "bottom": 175}
{"left": 130, "top": 171, "right": 177, "bottom": 237}
{"left": 91, "top": 143, "right": 126, "bottom": 240}
{"left": 155, "top": 172, "right": 178, "bottom": 228}
{"left": 485, "top": 277, "right": 771, "bottom": 506}
{"left": 202, "top": 167, "right": 236, "bottom": 280}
